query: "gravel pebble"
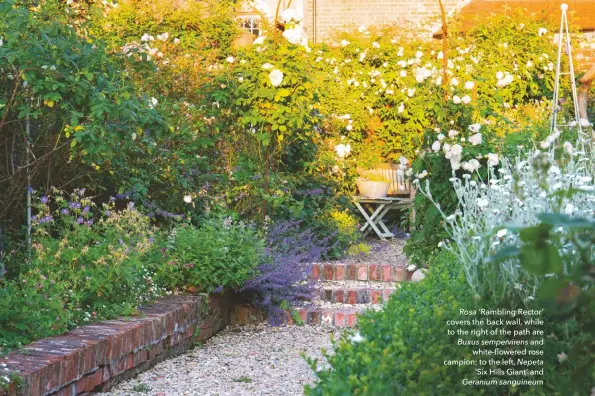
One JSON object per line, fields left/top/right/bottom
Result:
{"left": 332, "top": 237, "right": 409, "bottom": 267}
{"left": 100, "top": 325, "right": 342, "bottom": 396}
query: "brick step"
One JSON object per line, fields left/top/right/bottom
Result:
{"left": 319, "top": 283, "right": 397, "bottom": 304}
{"left": 287, "top": 304, "right": 381, "bottom": 327}
{"left": 312, "top": 262, "right": 408, "bottom": 282}
{"left": 231, "top": 303, "right": 382, "bottom": 328}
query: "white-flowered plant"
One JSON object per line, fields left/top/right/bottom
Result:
{"left": 417, "top": 142, "right": 595, "bottom": 305}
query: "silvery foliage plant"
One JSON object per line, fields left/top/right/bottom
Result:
{"left": 415, "top": 135, "right": 594, "bottom": 307}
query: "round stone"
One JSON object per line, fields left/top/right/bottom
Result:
{"left": 411, "top": 269, "right": 427, "bottom": 282}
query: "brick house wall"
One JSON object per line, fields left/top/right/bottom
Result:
{"left": 577, "top": 30, "right": 595, "bottom": 73}
{"left": 302, "top": 0, "right": 471, "bottom": 42}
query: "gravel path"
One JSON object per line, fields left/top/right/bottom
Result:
{"left": 340, "top": 237, "right": 409, "bottom": 267}
{"left": 101, "top": 325, "right": 342, "bottom": 396}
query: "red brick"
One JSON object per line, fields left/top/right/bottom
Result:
{"left": 334, "top": 289, "right": 345, "bottom": 303}
{"left": 370, "top": 290, "right": 382, "bottom": 304}
{"left": 393, "top": 266, "right": 406, "bottom": 281}
{"left": 357, "top": 265, "right": 368, "bottom": 280}
{"left": 321, "top": 310, "right": 334, "bottom": 325}
{"left": 298, "top": 308, "right": 308, "bottom": 324}
{"left": 334, "top": 312, "right": 346, "bottom": 327}
{"left": 76, "top": 368, "right": 103, "bottom": 392}
{"left": 347, "top": 290, "right": 357, "bottom": 304}
{"left": 381, "top": 266, "right": 392, "bottom": 281}
{"left": 369, "top": 265, "right": 380, "bottom": 280}
{"left": 323, "top": 264, "right": 334, "bottom": 280}
{"left": 311, "top": 264, "right": 320, "bottom": 280}
{"left": 345, "top": 264, "right": 357, "bottom": 280}
{"left": 307, "top": 310, "right": 321, "bottom": 325}
{"left": 346, "top": 313, "right": 358, "bottom": 327}
{"left": 335, "top": 264, "right": 345, "bottom": 280}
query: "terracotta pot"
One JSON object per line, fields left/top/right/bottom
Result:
{"left": 356, "top": 179, "right": 391, "bottom": 198}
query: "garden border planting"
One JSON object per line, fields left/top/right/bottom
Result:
{"left": 0, "top": 294, "right": 231, "bottom": 396}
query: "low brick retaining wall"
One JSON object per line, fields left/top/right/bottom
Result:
{"left": 0, "top": 294, "right": 231, "bottom": 396}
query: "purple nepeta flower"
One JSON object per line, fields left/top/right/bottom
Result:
{"left": 69, "top": 202, "right": 81, "bottom": 209}
{"left": 127, "top": 202, "right": 135, "bottom": 210}
{"left": 86, "top": 219, "right": 94, "bottom": 226}
{"left": 251, "top": 174, "right": 261, "bottom": 181}
{"left": 76, "top": 217, "right": 84, "bottom": 224}
{"left": 61, "top": 209, "right": 70, "bottom": 215}
{"left": 83, "top": 206, "right": 90, "bottom": 213}
{"left": 27, "top": 186, "right": 35, "bottom": 193}
{"left": 43, "top": 215, "right": 52, "bottom": 223}
{"left": 213, "top": 285, "right": 224, "bottom": 293}
{"left": 40, "top": 196, "right": 49, "bottom": 204}
{"left": 109, "top": 196, "right": 116, "bottom": 203}
{"left": 105, "top": 210, "right": 111, "bottom": 217}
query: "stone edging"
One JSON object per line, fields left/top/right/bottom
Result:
{"left": 0, "top": 294, "right": 231, "bottom": 396}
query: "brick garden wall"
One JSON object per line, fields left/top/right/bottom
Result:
{"left": 0, "top": 294, "right": 231, "bottom": 396}
{"left": 302, "top": 0, "right": 470, "bottom": 42}
{"left": 577, "top": 30, "right": 595, "bottom": 73}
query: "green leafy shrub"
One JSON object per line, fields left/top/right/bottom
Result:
{"left": 157, "top": 217, "right": 264, "bottom": 293}
{"left": 0, "top": 190, "right": 165, "bottom": 351}
{"left": 306, "top": 250, "right": 593, "bottom": 395}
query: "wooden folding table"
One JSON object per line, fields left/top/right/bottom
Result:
{"left": 354, "top": 196, "right": 412, "bottom": 240}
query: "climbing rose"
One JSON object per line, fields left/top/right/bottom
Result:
{"left": 468, "top": 133, "right": 483, "bottom": 146}
{"left": 464, "top": 81, "right": 475, "bottom": 90}
{"left": 183, "top": 195, "right": 192, "bottom": 203}
{"left": 452, "top": 95, "right": 462, "bottom": 104}
{"left": 487, "top": 153, "right": 499, "bottom": 167}
{"left": 269, "top": 69, "right": 284, "bottom": 87}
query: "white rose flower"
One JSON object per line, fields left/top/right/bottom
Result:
{"left": 461, "top": 95, "right": 471, "bottom": 104}
{"left": 372, "top": 41, "right": 380, "bottom": 48}
{"left": 452, "top": 95, "right": 462, "bottom": 104}
{"left": 448, "top": 129, "right": 459, "bottom": 137}
{"left": 341, "top": 39, "right": 350, "bottom": 47}
{"left": 468, "top": 133, "right": 482, "bottom": 146}
{"left": 269, "top": 69, "right": 284, "bottom": 87}
{"left": 398, "top": 103, "right": 405, "bottom": 113}
{"left": 487, "top": 153, "right": 499, "bottom": 167}
{"left": 437, "top": 133, "right": 445, "bottom": 141}
{"left": 468, "top": 123, "right": 481, "bottom": 133}
{"left": 283, "top": 28, "right": 305, "bottom": 46}
{"left": 253, "top": 36, "right": 266, "bottom": 45}
{"left": 407, "top": 88, "right": 415, "bottom": 97}
{"left": 450, "top": 158, "right": 461, "bottom": 170}
{"left": 226, "top": 56, "right": 235, "bottom": 63}
{"left": 496, "top": 71, "right": 504, "bottom": 80}
{"left": 262, "top": 63, "right": 273, "bottom": 69}
{"left": 431, "top": 140, "right": 441, "bottom": 151}
{"left": 450, "top": 77, "right": 459, "bottom": 86}
{"left": 450, "top": 144, "right": 463, "bottom": 156}
{"left": 538, "top": 27, "right": 548, "bottom": 36}
{"left": 464, "top": 81, "right": 475, "bottom": 90}
{"left": 183, "top": 195, "right": 192, "bottom": 203}
{"left": 157, "top": 32, "right": 169, "bottom": 41}
{"left": 415, "top": 51, "right": 423, "bottom": 59}
{"left": 400, "top": 70, "right": 407, "bottom": 78}
{"left": 281, "top": 7, "right": 302, "bottom": 23}
{"left": 399, "top": 156, "right": 409, "bottom": 165}
{"left": 579, "top": 118, "right": 591, "bottom": 127}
